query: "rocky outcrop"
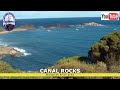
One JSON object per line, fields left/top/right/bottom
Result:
{"left": 42, "top": 22, "right": 103, "bottom": 29}
{"left": 82, "top": 22, "right": 103, "bottom": 26}
{"left": 88, "top": 31, "right": 120, "bottom": 65}
{"left": 43, "top": 24, "right": 69, "bottom": 29}
{"left": 14, "top": 24, "right": 37, "bottom": 31}
{"left": 0, "top": 46, "right": 24, "bottom": 57}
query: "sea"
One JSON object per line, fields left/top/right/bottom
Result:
{"left": 0, "top": 17, "right": 120, "bottom": 71}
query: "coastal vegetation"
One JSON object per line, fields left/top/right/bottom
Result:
{"left": 88, "top": 31, "right": 120, "bottom": 72}
{"left": 48, "top": 31, "right": 120, "bottom": 73}
{"left": 0, "top": 61, "right": 21, "bottom": 73}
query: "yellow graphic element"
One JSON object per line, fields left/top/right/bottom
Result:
{"left": 0, "top": 73, "right": 120, "bottom": 77}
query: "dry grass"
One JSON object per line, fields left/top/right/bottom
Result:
{"left": 49, "top": 56, "right": 108, "bottom": 73}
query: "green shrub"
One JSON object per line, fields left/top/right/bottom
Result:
{"left": 0, "top": 61, "right": 21, "bottom": 73}
{"left": 88, "top": 31, "right": 120, "bottom": 65}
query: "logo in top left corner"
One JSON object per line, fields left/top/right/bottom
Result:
{"left": 3, "top": 12, "right": 15, "bottom": 31}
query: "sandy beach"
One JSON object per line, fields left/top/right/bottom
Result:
{"left": 0, "top": 24, "right": 37, "bottom": 35}
{"left": 0, "top": 31, "right": 10, "bottom": 34}
{"left": 0, "top": 28, "right": 36, "bottom": 35}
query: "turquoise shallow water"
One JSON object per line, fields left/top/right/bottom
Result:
{"left": 0, "top": 18, "right": 120, "bottom": 71}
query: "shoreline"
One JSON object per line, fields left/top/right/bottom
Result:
{"left": 0, "top": 31, "right": 10, "bottom": 35}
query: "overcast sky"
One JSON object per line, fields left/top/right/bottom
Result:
{"left": 0, "top": 11, "right": 119, "bottom": 19}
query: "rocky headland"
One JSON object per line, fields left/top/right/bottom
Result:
{"left": 0, "top": 46, "right": 24, "bottom": 58}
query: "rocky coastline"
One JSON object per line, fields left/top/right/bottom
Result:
{"left": 41, "top": 22, "right": 103, "bottom": 29}
{"left": 0, "top": 46, "right": 24, "bottom": 59}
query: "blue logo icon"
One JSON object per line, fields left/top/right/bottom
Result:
{"left": 3, "top": 12, "right": 15, "bottom": 31}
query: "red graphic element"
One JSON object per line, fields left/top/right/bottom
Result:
{"left": 108, "top": 13, "right": 119, "bottom": 20}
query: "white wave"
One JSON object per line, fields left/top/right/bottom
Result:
{"left": 11, "top": 47, "right": 31, "bottom": 56}
{"left": 23, "top": 52, "right": 31, "bottom": 56}
{"left": 0, "top": 39, "right": 31, "bottom": 56}
{"left": 47, "top": 30, "right": 51, "bottom": 32}
{"left": 76, "top": 29, "right": 79, "bottom": 31}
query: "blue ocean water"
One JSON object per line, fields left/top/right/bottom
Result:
{"left": 0, "top": 17, "right": 120, "bottom": 71}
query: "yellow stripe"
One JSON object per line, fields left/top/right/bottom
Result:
{"left": 0, "top": 73, "right": 120, "bottom": 77}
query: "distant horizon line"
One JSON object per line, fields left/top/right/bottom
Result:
{"left": 15, "top": 17, "right": 101, "bottom": 20}
{"left": 0, "top": 17, "right": 101, "bottom": 21}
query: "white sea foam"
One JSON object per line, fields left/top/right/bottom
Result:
{"left": 76, "top": 29, "right": 79, "bottom": 31}
{"left": 0, "top": 39, "right": 31, "bottom": 56}
{"left": 11, "top": 47, "right": 31, "bottom": 56}
{"left": 47, "top": 30, "right": 51, "bottom": 32}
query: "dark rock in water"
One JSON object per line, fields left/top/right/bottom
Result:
{"left": 42, "top": 22, "right": 103, "bottom": 29}
{"left": 88, "top": 31, "right": 120, "bottom": 65}
{"left": 43, "top": 24, "right": 69, "bottom": 29}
